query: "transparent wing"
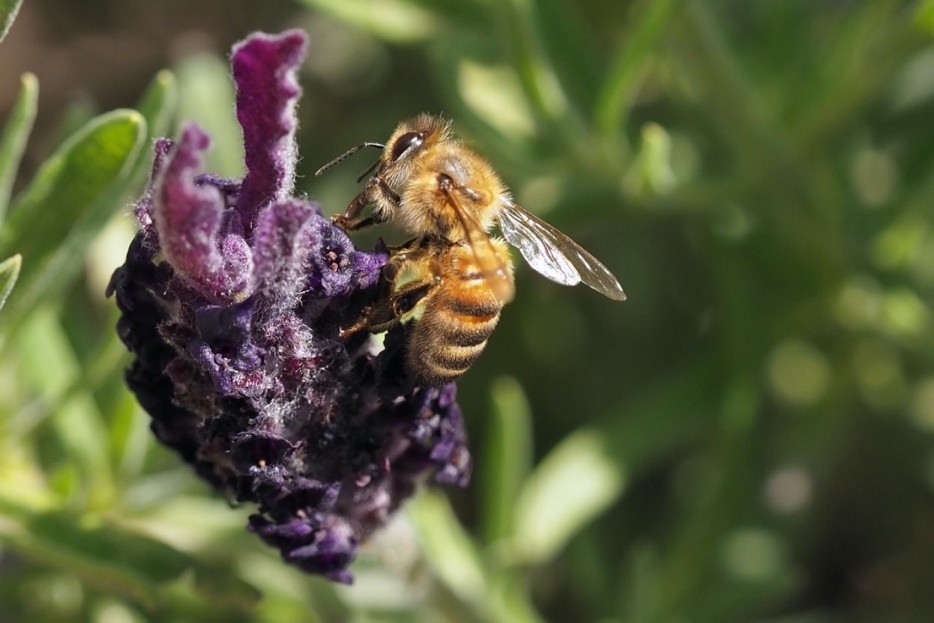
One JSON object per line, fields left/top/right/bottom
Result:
{"left": 498, "top": 199, "right": 626, "bottom": 301}
{"left": 441, "top": 185, "right": 515, "bottom": 303}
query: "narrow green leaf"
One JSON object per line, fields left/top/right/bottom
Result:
{"left": 594, "top": 0, "right": 681, "bottom": 139}
{"left": 0, "top": 0, "right": 23, "bottom": 44}
{"left": 3, "top": 110, "right": 145, "bottom": 251}
{"left": 457, "top": 60, "right": 537, "bottom": 139}
{"left": 13, "top": 307, "right": 115, "bottom": 499}
{"left": 407, "top": 491, "right": 488, "bottom": 606}
{"left": 492, "top": 574, "right": 547, "bottom": 623}
{"left": 0, "top": 110, "right": 146, "bottom": 328}
{"left": 1, "top": 509, "right": 197, "bottom": 609}
{"left": 496, "top": 0, "right": 571, "bottom": 124}
{"left": 0, "top": 72, "right": 38, "bottom": 223}
{"left": 46, "top": 96, "right": 98, "bottom": 155}
{"left": 132, "top": 69, "right": 177, "bottom": 180}
{"left": 110, "top": 388, "right": 151, "bottom": 481}
{"left": 481, "top": 376, "right": 534, "bottom": 544}
{"left": 0, "top": 252, "right": 20, "bottom": 314}
{"left": 513, "top": 429, "right": 626, "bottom": 564}
{"left": 918, "top": 0, "right": 934, "bottom": 33}
{"left": 175, "top": 54, "right": 242, "bottom": 177}
{"left": 298, "top": 0, "right": 441, "bottom": 43}
{"left": 1, "top": 506, "right": 261, "bottom": 611}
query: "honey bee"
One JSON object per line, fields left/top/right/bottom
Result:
{"left": 317, "top": 114, "right": 625, "bottom": 386}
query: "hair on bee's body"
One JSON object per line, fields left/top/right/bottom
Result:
{"left": 319, "top": 114, "right": 625, "bottom": 386}
{"left": 376, "top": 115, "right": 504, "bottom": 238}
{"left": 392, "top": 237, "right": 511, "bottom": 386}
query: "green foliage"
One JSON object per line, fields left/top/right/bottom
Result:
{"left": 0, "top": 0, "right": 22, "bottom": 44}
{"left": 0, "top": 252, "right": 20, "bottom": 313}
{"left": 0, "top": 73, "right": 37, "bottom": 224}
{"left": 1, "top": 111, "right": 146, "bottom": 328}
{"left": 2, "top": 0, "right": 934, "bottom": 621}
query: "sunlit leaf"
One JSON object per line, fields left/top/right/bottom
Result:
{"left": 0, "top": 509, "right": 259, "bottom": 611}
{"left": 495, "top": 0, "right": 569, "bottom": 123}
{"left": 481, "top": 376, "right": 533, "bottom": 544}
{"left": 457, "top": 61, "right": 536, "bottom": 139}
{"left": 594, "top": 0, "right": 681, "bottom": 138}
{"left": 175, "top": 54, "right": 242, "bottom": 177}
{"left": 918, "top": 0, "right": 934, "bottom": 34}
{"left": 0, "top": 253, "right": 20, "bottom": 314}
{"left": 1, "top": 510, "right": 191, "bottom": 608}
{"left": 298, "top": 0, "right": 441, "bottom": 43}
{"left": 0, "top": 110, "right": 146, "bottom": 328}
{"left": 0, "top": 0, "right": 23, "bottom": 44}
{"left": 3, "top": 109, "right": 144, "bottom": 243}
{"left": 407, "top": 491, "right": 488, "bottom": 606}
{"left": 0, "top": 72, "right": 37, "bottom": 224}
{"left": 130, "top": 69, "right": 178, "bottom": 182}
{"left": 513, "top": 429, "right": 625, "bottom": 564}
{"left": 14, "top": 308, "right": 113, "bottom": 497}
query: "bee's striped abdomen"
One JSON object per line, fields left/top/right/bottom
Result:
{"left": 405, "top": 243, "right": 511, "bottom": 386}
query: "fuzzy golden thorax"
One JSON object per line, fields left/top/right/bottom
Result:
{"left": 376, "top": 115, "right": 507, "bottom": 242}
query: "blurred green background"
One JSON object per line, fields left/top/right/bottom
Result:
{"left": 2, "top": 0, "right": 934, "bottom": 621}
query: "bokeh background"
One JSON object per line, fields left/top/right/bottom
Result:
{"left": 2, "top": 0, "right": 934, "bottom": 621}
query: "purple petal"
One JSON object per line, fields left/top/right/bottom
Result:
{"left": 306, "top": 214, "right": 357, "bottom": 297}
{"left": 249, "top": 514, "right": 358, "bottom": 583}
{"left": 251, "top": 199, "right": 319, "bottom": 310}
{"left": 232, "top": 30, "right": 308, "bottom": 228}
{"left": 133, "top": 138, "right": 174, "bottom": 247}
{"left": 352, "top": 245, "right": 390, "bottom": 290}
{"left": 153, "top": 124, "right": 254, "bottom": 300}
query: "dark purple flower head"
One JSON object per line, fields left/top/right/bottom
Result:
{"left": 107, "top": 30, "right": 471, "bottom": 584}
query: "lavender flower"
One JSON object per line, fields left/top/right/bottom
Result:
{"left": 107, "top": 30, "right": 471, "bottom": 584}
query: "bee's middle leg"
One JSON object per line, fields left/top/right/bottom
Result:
{"left": 339, "top": 276, "right": 437, "bottom": 339}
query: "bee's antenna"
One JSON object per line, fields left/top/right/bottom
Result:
{"left": 315, "top": 142, "right": 384, "bottom": 176}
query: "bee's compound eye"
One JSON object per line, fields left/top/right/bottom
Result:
{"left": 389, "top": 132, "right": 424, "bottom": 162}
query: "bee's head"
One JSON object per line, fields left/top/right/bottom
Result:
{"left": 383, "top": 114, "right": 451, "bottom": 166}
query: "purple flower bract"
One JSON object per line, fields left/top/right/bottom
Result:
{"left": 107, "top": 30, "right": 471, "bottom": 584}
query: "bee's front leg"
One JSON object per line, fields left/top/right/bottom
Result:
{"left": 332, "top": 177, "right": 400, "bottom": 231}
{"left": 332, "top": 212, "right": 386, "bottom": 232}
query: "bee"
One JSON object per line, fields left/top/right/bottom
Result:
{"left": 316, "top": 114, "right": 625, "bottom": 386}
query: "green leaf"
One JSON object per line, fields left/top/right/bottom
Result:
{"left": 13, "top": 307, "right": 114, "bottom": 499}
{"left": 132, "top": 69, "right": 177, "bottom": 181}
{"left": 495, "top": 0, "right": 570, "bottom": 125}
{"left": 0, "top": 252, "right": 20, "bottom": 314}
{"left": 2, "top": 510, "right": 190, "bottom": 608}
{"left": 175, "top": 54, "right": 242, "bottom": 177}
{"left": 594, "top": 0, "right": 681, "bottom": 139}
{"left": 407, "top": 491, "right": 488, "bottom": 606}
{"left": 513, "top": 429, "right": 625, "bottom": 564}
{"left": 47, "top": 96, "right": 98, "bottom": 156}
{"left": 0, "top": 0, "right": 23, "bottom": 44}
{"left": 457, "top": 60, "right": 537, "bottom": 139}
{"left": 298, "top": 0, "right": 441, "bottom": 43}
{"left": 0, "top": 110, "right": 146, "bottom": 329}
{"left": 918, "top": 0, "right": 934, "bottom": 33}
{"left": 481, "top": 376, "right": 534, "bottom": 544}
{"left": 0, "top": 501, "right": 261, "bottom": 611}
{"left": 0, "top": 72, "right": 37, "bottom": 223}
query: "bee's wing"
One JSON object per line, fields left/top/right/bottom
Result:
{"left": 498, "top": 199, "right": 626, "bottom": 301}
{"left": 442, "top": 185, "right": 516, "bottom": 303}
